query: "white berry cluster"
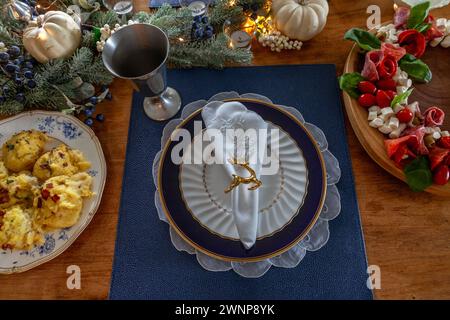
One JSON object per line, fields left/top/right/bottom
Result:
{"left": 258, "top": 30, "right": 302, "bottom": 52}
{"left": 0, "top": 42, "right": 6, "bottom": 53}
{"left": 430, "top": 18, "right": 450, "bottom": 48}
{"left": 96, "top": 20, "right": 137, "bottom": 52}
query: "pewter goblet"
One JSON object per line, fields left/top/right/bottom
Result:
{"left": 102, "top": 23, "right": 181, "bottom": 121}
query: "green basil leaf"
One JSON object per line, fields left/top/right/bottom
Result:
{"left": 391, "top": 88, "right": 414, "bottom": 107}
{"left": 338, "top": 73, "right": 364, "bottom": 99}
{"left": 344, "top": 28, "right": 381, "bottom": 51}
{"left": 407, "top": 1, "right": 431, "bottom": 29}
{"left": 399, "top": 54, "right": 432, "bottom": 83}
{"left": 416, "top": 22, "right": 432, "bottom": 33}
{"left": 404, "top": 156, "right": 433, "bottom": 192}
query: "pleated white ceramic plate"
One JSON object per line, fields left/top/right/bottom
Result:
{"left": 180, "top": 122, "right": 308, "bottom": 240}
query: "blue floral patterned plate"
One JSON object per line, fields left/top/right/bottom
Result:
{"left": 0, "top": 111, "right": 106, "bottom": 274}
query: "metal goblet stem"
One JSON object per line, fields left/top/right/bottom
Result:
{"left": 102, "top": 23, "right": 181, "bottom": 121}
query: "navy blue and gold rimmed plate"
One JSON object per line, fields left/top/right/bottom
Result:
{"left": 158, "top": 99, "right": 326, "bottom": 262}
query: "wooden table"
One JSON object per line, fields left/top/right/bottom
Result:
{"left": 1, "top": 0, "right": 449, "bottom": 300}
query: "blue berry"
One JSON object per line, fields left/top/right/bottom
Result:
{"left": 205, "top": 29, "right": 213, "bottom": 38}
{"left": 193, "top": 15, "right": 202, "bottom": 23}
{"left": 15, "top": 93, "right": 25, "bottom": 103}
{"left": 5, "top": 63, "right": 16, "bottom": 73}
{"left": 96, "top": 114, "right": 105, "bottom": 122}
{"left": 2, "top": 85, "right": 10, "bottom": 95}
{"left": 24, "top": 61, "right": 34, "bottom": 69}
{"left": 8, "top": 46, "right": 20, "bottom": 57}
{"left": 0, "top": 96, "right": 5, "bottom": 104}
{"left": 89, "top": 96, "right": 98, "bottom": 105}
{"left": 24, "top": 70, "right": 33, "bottom": 79}
{"left": 192, "top": 22, "right": 200, "bottom": 31}
{"left": 15, "top": 77, "right": 23, "bottom": 86}
{"left": 201, "top": 16, "right": 209, "bottom": 24}
{"left": 105, "top": 92, "right": 112, "bottom": 100}
{"left": 0, "top": 52, "right": 9, "bottom": 63}
{"left": 27, "top": 79, "right": 36, "bottom": 88}
{"left": 84, "top": 108, "right": 93, "bottom": 117}
{"left": 194, "top": 28, "right": 204, "bottom": 39}
{"left": 84, "top": 118, "right": 94, "bottom": 127}
{"left": 13, "top": 59, "right": 21, "bottom": 65}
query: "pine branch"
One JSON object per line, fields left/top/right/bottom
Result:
{"left": 169, "top": 34, "right": 252, "bottom": 68}
{"left": 210, "top": 0, "right": 245, "bottom": 27}
{"left": 89, "top": 10, "right": 120, "bottom": 27}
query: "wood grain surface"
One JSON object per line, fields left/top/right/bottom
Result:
{"left": 0, "top": 0, "right": 449, "bottom": 300}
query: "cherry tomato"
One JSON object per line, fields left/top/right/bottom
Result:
{"left": 397, "top": 108, "right": 414, "bottom": 123}
{"left": 386, "top": 90, "right": 397, "bottom": 100}
{"left": 376, "top": 79, "right": 397, "bottom": 91}
{"left": 433, "top": 165, "right": 450, "bottom": 185}
{"left": 376, "top": 90, "right": 392, "bottom": 108}
{"left": 358, "top": 81, "right": 377, "bottom": 94}
{"left": 358, "top": 93, "right": 377, "bottom": 108}
{"left": 438, "top": 136, "right": 450, "bottom": 149}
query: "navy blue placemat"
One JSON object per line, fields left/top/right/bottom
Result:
{"left": 109, "top": 65, "right": 372, "bottom": 300}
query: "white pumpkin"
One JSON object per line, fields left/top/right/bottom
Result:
{"left": 271, "top": 0, "right": 329, "bottom": 41}
{"left": 23, "top": 11, "right": 81, "bottom": 63}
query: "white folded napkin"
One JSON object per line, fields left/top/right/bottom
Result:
{"left": 202, "top": 101, "right": 268, "bottom": 249}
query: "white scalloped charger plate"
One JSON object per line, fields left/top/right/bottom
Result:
{"left": 180, "top": 122, "right": 308, "bottom": 240}
{"left": 0, "top": 111, "right": 106, "bottom": 274}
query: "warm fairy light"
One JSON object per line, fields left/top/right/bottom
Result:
{"left": 255, "top": 15, "right": 274, "bottom": 35}
{"left": 228, "top": 0, "right": 236, "bottom": 6}
{"left": 242, "top": 17, "right": 257, "bottom": 34}
{"left": 178, "top": 37, "right": 185, "bottom": 42}
{"left": 393, "top": 3, "right": 398, "bottom": 10}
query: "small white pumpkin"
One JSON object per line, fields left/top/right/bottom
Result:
{"left": 271, "top": 0, "right": 329, "bottom": 41}
{"left": 23, "top": 11, "right": 81, "bottom": 63}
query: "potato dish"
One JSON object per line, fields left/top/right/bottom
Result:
{"left": 0, "top": 130, "right": 93, "bottom": 250}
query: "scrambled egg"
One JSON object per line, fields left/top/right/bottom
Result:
{"left": 34, "top": 173, "right": 93, "bottom": 229}
{"left": 0, "top": 130, "right": 94, "bottom": 250}
{"left": 2, "top": 130, "right": 48, "bottom": 173}
{"left": 0, "top": 206, "right": 43, "bottom": 250}
{"left": 33, "top": 144, "right": 91, "bottom": 181}
{"left": 0, "top": 173, "right": 39, "bottom": 209}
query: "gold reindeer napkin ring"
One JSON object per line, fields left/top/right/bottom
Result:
{"left": 224, "top": 158, "right": 262, "bottom": 193}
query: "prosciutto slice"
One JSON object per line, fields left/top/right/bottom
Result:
{"left": 402, "top": 125, "right": 429, "bottom": 155}
{"left": 394, "top": 6, "right": 410, "bottom": 28}
{"left": 361, "top": 50, "right": 383, "bottom": 81}
{"left": 381, "top": 43, "right": 406, "bottom": 61}
{"left": 423, "top": 106, "right": 445, "bottom": 127}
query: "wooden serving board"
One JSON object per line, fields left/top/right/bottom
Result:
{"left": 343, "top": 43, "right": 450, "bottom": 197}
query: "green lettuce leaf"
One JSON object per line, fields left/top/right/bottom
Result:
{"left": 338, "top": 73, "right": 364, "bottom": 99}
{"left": 407, "top": 1, "right": 431, "bottom": 30}
{"left": 404, "top": 156, "right": 433, "bottom": 192}
{"left": 344, "top": 28, "right": 381, "bottom": 51}
{"left": 399, "top": 54, "right": 432, "bottom": 83}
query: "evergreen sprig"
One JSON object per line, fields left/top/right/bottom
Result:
{"left": 0, "top": 1, "right": 255, "bottom": 115}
